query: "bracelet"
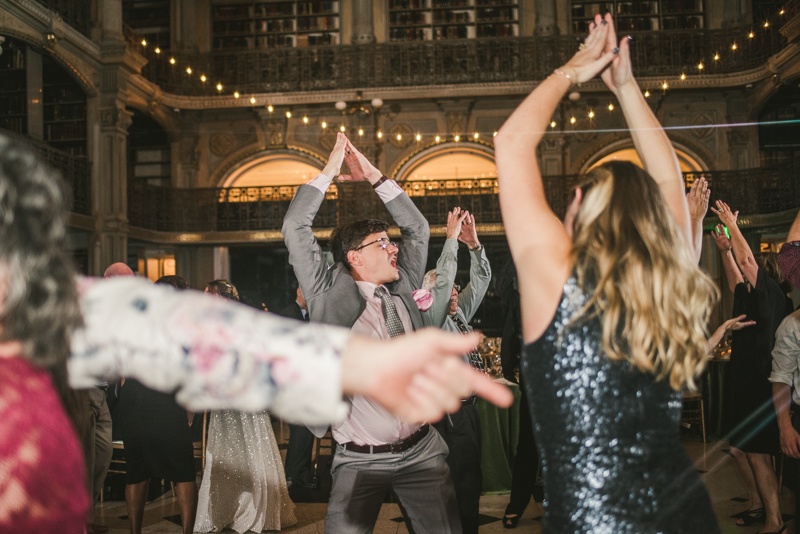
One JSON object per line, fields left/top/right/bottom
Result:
{"left": 372, "top": 175, "right": 389, "bottom": 189}
{"left": 553, "top": 68, "right": 580, "bottom": 88}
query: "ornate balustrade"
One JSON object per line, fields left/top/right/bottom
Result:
{"left": 126, "top": 161, "right": 800, "bottom": 234}
{"left": 0, "top": 128, "right": 92, "bottom": 216}
{"left": 132, "top": 25, "right": 785, "bottom": 96}
{"left": 34, "top": 0, "right": 92, "bottom": 38}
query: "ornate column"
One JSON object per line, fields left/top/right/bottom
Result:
{"left": 535, "top": 0, "right": 558, "bottom": 36}
{"left": 539, "top": 136, "right": 566, "bottom": 176}
{"left": 352, "top": 0, "right": 375, "bottom": 44}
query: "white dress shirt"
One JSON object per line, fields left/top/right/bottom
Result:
{"left": 308, "top": 172, "right": 404, "bottom": 203}
{"left": 331, "top": 280, "right": 421, "bottom": 446}
{"left": 770, "top": 308, "right": 800, "bottom": 404}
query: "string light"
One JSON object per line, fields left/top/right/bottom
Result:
{"left": 454, "top": 135, "right": 460, "bottom": 141}
{"left": 570, "top": 116, "right": 576, "bottom": 124}
{"left": 732, "top": 43, "right": 737, "bottom": 50}
{"left": 154, "top": 47, "right": 161, "bottom": 54}
{"left": 493, "top": 131, "right": 498, "bottom": 137}
{"left": 644, "top": 90, "right": 650, "bottom": 97}
{"left": 550, "top": 121, "right": 556, "bottom": 128}
{"left": 250, "top": 97, "right": 256, "bottom": 104}
{"left": 285, "top": 110, "right": 292, "bottom": 118}
{"left": 764, "top": 21, "right": 769, "bottom": 28}
{"left": 749, "top": 31, "right": 754, "bottom": 38}
{"left": 396, "top": 133, "right": 402, "bottom": 141}
{"left": 681, "top": 73, "right": 686, "bottom": 80}
{"left": 267, "top": 105, "right": 273, "bottom": 112}
{"left": 141, "top": 39, "right": 147, "bottom": 46}
{"left": 358, "top": 128, "right": 364, "bottom": 136}
{"left": 321, "top": 121, "right": 327, "bottom": 129}
{"left": 780, "top": 9, "right": 785, "bottom": 15}
{"left": 169, "top": 57, "right": 175, "bottom": 64}
{"left": 435, "top": 135, "right": 440, "bottom": 142}
{"left": 303, "top": 116, "right": 309, "bottom": 123}
{"left": 608, "top": 103, "right": 614, "bottom": 111}
{"left": 697, "top": 62, "right": 704, "bottom": 70}
{"left": 200, "top": 74, "right": 207, "bottom": 82}
{"left": 662, "top": 81, "right": 669, "bottom": 90}
{"left": 416, "top": 133, "right": 421, "bottom": 141}
{"left": 340, "top": 125, "right": 346, "bottom": 132}
{"left": 588, "top": 110, "right": 595, "bottom": 119}
{"left": 234, "top": 91, "right": 240, "bottom": 98}
{"left": 714, "top": 53, "right": 719, "bottom": 61}
{"left": 473, "top": 132, "right": 479, "bottom": 139}
{"left": 216, "top": 83, "right": 223, "bottom": 91}
{"left": 377, "top": 131, "right": 383, "bottom": 139}
{"left": 186, "top": 67, "right": 192, "bottom": 74}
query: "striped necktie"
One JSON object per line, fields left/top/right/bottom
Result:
{"left": 374, "top": 286, "right": 406, "bottom": 338}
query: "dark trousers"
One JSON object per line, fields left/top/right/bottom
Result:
{"left": 284, "top": 423, "right": 316, "bottom": 485}
{"left": 505, "top": 385, "right": 539, "bottom": 517}
{"left": 434, "top": 402, "right": 482, "bottom": 534}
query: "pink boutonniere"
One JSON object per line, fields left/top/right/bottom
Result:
{"left": 412, "top": 289, "right": 433, "bottom": 312}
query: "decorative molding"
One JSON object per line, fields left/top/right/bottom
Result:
{"left": 388, "top": 123, "right": 414, "bottom": 148}
{"left": 690, "top": 113, "right": 715, "bottom": 139}
{"left": 210, "top": 132, "right": 236, "bottom": 157}
{"left": 100, "top": 106, "right": 133, "bottom": 131}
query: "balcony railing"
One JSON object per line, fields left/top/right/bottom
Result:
{"left": 35, "top": 0, "right": 92, "bottom": 38}
{"left": 0, "top": 128, "right": 92, "bottom": 216}
{"left": 131, "top": 25, "right": 785, "bottom": 96}
{"left": 127, "top": 161, "right": 800, "bottom": 234}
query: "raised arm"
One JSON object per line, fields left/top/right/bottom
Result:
{"left": 425, "top": 208, "right": 468, "bottom": 328}
{"left": 600, "top": 20, "right": 690, "bottom": 242}
{"left": 687, "top": 177, "right": 710, "bottom": 264}
{"left": 711, "top": 200, "right": 758, "bottom": 286}
{"left": 283, "top": 134, "right": 347, "bottom": 299}
{"left": 455, "top": 211, "right": 491, "bottom": 322}
{"left": 712, "top": 223, "right": 744, "bottom": 293}
{"left": 494, "top": 14, "right": 615, "bottom": 341}
{"left": 342, "top": 140, "right": 430, "bottom": 287}
{"left": 705, "top": 314, "right": 754, "bottom": 355}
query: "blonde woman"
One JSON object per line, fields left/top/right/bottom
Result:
{"left": 494, "top": 13, "right": 721, "bottom": 533}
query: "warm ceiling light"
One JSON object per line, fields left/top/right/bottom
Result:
{"left": 570, "top": 116, "right": 576, "bottom": 124}
{"left": 435, "top": 135, "right": 440, "bottom": 142}
{"left": 340, "top": 125, "right": 346, "bottom": 132}
{"left": 200, "top": 74, "right": 207, "bottom": 82}
{"left": 396, "top": 133, "right": 402, "bottom": 141}
{"left": 662, "top": 81, "right": 669, "bottom": 89}
{"left": 644, "top": 90, "right": 650, "bottom": 97}
{"left": 250, "top": 97, "right": 256, "bottom": 104}
{"left": 764, "top": 21, "right": 769, "bottom": 27}
{"left": 303, "top": 116, "right": 309, "bottom": 124}
{"left": 588, "top": 110, "right": 595, "bottom": 119}
{"left": 473, "top": 132, "right": 479, "bottom": 139}
{"left": 608, "top": 103, "right": 614, "bottom": 111}
{"left": 550, "top": 121, "right": 556, "bottom": 128}
{"left": 732, "top": 43, "right": 737, "bottom": 50}
{"left": 748, "top": 32, "right": 754, "bottom": 38}
{"left": 358, "top": 128, "right": 364, "bottom": 136}
{"left": 285, "top": 111, "right": 292, "bottom": 118}
{"left": 454, "top": 135, "right": 460, "bottom": 142}
{"left": 169, "top": 57, "right": 175, "bottom": 64}
{"left": 154, "top": 47, "right": 161, "bottom": 54}
{"left": 697, "top": 63, "right": 704, "bottom": 70}
{"left": 216, "top": 83, "right": 223, "bottom": 91}
{"left": 321, "top": 121, "right": 327, "bottom": 128}
{"left": 714, "top": 53, "right": 719, "bottom": 60}
{"left": 416, "top": 133, "right": 421, "bottom": 141}
{"left": 493, "top": 131, "right": 498, "bottom": 137}
{"left": 377, "top": 131, "right": 383, "bottom": 138}
{"left": 681, "top": 73, "right": 686, "bottom": 80}
{"left": 234, "top": 91, "right": 240, "bottom": 98}
{"left": 186, "top": 67, "right": 192, "bottom": 74}
{"left": 267, "top": 105, "right": 274, "bottom": 112}
{"left": 780, "top": 9, "right": 785, "bottom": 15}
{"left": 141, "top": 39, "right": 147, "bottom": 46}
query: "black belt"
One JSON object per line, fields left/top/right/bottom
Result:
{"left": 342, "top": 425, "right": 430, "bottom": 454}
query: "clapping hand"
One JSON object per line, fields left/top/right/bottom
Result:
{"left": 598, "top": 13, "right": 634, "bottom": 95}
{"left": 340, "top": 139, "right": 382, "bottom": 184}
{"left": 561, "top": 13, "right": 617, "bottom": 85}
{"left": 321, "top": 132, "right": 348, "bottom": 179}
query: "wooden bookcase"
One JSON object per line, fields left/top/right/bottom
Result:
{"left": 571, "top": 1, "right": 704, "bottom": 33}
{"left": 388, "top": 0, "right": 519, "bottom": 42}
{"left": 42, "top": 56, "right": 87, "bottom": 157}
{"left": 211, "top": 1, "right": 340, "bottom": 50}
{"left": 128, "top": 110, "right": 172, "bottom": 187}
{"left": 0, "top": 37, "right": 28, "bottom": 135}
{"left": 123, "top": 0, "right": 172, "bottom": 51}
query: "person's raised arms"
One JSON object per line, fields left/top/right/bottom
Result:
{"left": 494, "top": 13, "right": 615, "bottom": 342}
{"left": 711, "top": 200, "right": 758, "bottom": 286}
{"left": 687, "top": 177, "right": 710, "bottom": 264}
{"left": 712, "top": 222, "right": 744, "bottom": 293}
{"left": 339, "top": 138, "right": 383, "bottom": 185}
{"left": 342, "top": 330, "right": 513, "bottom": 423}
{"left": 600, "top": 18, "right": 690, "bottom": 242}
{"left": 706, "top": 314, "right": 755, "bottom": 356}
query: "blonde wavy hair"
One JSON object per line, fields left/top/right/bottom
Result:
{"left": 569, "top": 161, "right": 719, "bottom": 391}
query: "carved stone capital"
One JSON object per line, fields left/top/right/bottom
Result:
{"left": 100, "top": 106, "right": 133, "bottom": 132}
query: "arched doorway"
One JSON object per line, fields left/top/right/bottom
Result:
{"left": 396, "top": 143, "right": 496, "bottom": 183}
{"left": 586, "top": 146, "right": 705, "bottom": 173}
{"left": 222, "top": 153, "right": 325, "bottom": 188}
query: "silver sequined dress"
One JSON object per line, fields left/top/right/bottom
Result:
{"left": 522, "top": 276, "right": 719, "bottom": 533}
{"left": 194, "top": 411, "right": 297, "bottom": 533}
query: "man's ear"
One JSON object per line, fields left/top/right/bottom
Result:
{"left": 346, "top": 250, "right": 361, "bottom": 268}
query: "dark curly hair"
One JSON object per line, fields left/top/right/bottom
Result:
{"left": 330, "top": 219, "right": 389, "bottom": 269}
{"left": 205, "top": 279, "right": 240, "bottom": 301}
{"left": 0, "top": 135, "right": 84, "bottom": 430}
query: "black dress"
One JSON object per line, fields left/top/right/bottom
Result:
{"left": 728, "top": 267, "right": 792, "bottom": 454}
{"left": 117, "top": 378, "right": 196, "bottom": 484}
{"left": 522, "top": 276, "right": 719, "bottom": 533}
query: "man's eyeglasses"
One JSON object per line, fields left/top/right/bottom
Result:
{"left": 453, "top": 284, "right": 461, "bottom": 292}
{"left": 352, "top": 238, "right": 397, "bottom": 252}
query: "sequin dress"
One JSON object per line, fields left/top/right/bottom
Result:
{"left": 522, "top": 276, "right": 719, "bottom": 533}
{"left": 194, "top": 411, "right": 297, "bottom": 532}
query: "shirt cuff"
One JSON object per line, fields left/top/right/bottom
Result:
{"left": 374, "top": 178, "right": 404, "bottom": 203}
{"left": 768, "top": 372, "right": 794, "bottom": 386}
{"left": 308, "top": 173, "right": 333, "bottom": 194}
{"left": 442, "top": 238, "right": 459, "bottom": 254}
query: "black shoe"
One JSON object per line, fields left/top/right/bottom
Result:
{"left": 503, "top": 514, "right": 521, "bottom": 529}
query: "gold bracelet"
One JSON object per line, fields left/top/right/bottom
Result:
{"left": 553, "top": 68, "right": 580, "bottom": 88}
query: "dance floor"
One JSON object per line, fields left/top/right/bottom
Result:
{"left": 93, "top": 423, "right": 797, "bottom": 533}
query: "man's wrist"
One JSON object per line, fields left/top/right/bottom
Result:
{"left": 372, "top": 175, "right": 388, "bottom": 188}
{"left": 468, "top": 243, "right": 482, "bottom": 251}
{"left": 367, "top": 170, "right": 384, "bottom": 186}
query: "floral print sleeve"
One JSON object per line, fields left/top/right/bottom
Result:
{"left": 68, "top": 277, "right": 350, "bottom": 425}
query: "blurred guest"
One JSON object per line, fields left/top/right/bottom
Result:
{"left": 103, "top": 262, "right": 134, "bottom": 278}
{"left": 118, "top": 275, "right": 198, "bottom": 534}
{"left": 195, "top": 280, "right": 296, "bottom": 533}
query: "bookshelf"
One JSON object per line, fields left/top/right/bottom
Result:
{"left": 571, "top": 1, "right": 704, "bottom": 33}
{"left": 0, "top": 37, "right": 28, "bottom": 135}
{"left": 388, "top": 0, "right": 518, "bottom": 42}
{"left": 123, "top": 0, "right": 171, "bottom": 51}
{"left": 211, "top": 1, "right": 340, "bottom": 50}
{"left": 42, "top": 56, "right": 87, "bottom": 157}
{"left": 128, "top": 110, "right": 172, "bottom": 187}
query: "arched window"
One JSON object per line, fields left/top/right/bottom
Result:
{"left": 587, "top": 147, "right": 704, "bottom": 173}
{"left": 223, "top": 154, "right": 324, "bottom": 188}
{"left": 398, "top": 145, "right": 496, "bottom": 182}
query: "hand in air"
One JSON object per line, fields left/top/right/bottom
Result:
{"left": 598, "top": 13, "right": 634, "bottom": 95}
{"left": 710, "top": 200, "right": 739, "bottom": 228}
{"left": 340, "top": 140, "right": 382, "bottom": 184}
{"left": 562, "top": 13, "right": 617, "bottom": 85}
{"left": 722, "top": 314, "right": 756, "bottom": 332}
{"left": 341, "top": 329, "right": 513, "bottom": 423}
{"left": 687, "top": 177, "right": 710, "bottom": 222}
{"left": 711, "top": 224, "right": 732, "bottom": 252}
{"left": 459, "top": 211, "right": 480, "bottom": 249}
{"left": 444, "top": 207, "right": 469, "bottom": 240}
{"left": 321, "top": 132, "right": 348, "bottom": 179}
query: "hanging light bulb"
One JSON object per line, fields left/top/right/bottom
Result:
{"left": 267, "top": 105, "right": 274, "bottom": 112}
{"left": 200, "top": 74, "right": 207, "bottom": 82}
{"left": 550, "top": 121, "right": 556, "bottom": 128}
{"left": 473, "top": 132, "right": 479, "bottom": 139}
{"left": 141, "top": 39, "right": 147, "bottom": 46}
{"left": 764, "top": 21, "right": 769, "bottom": 28}
{"left": 732, "top": 42, "right": 737, "bottom": 50}
{"left": 608, "top": 103, "right": 614, "bottom": 111}
{"left": 303, "top": 116, "right": 309, "bottom": 124}
{"left": 358, "top": 128, "right": 364, "bottom": 136}
{"left": 250, "top": 97, "right": 256, "bottom": 104}
{"left": 588, "top": 110, "right": 595, "bottom": 119}
{"left": 714, "top": 53, "right": 720, "bottom": 60}
{"left": 697, "top": 62, "right": 704, "bottom": 70}
{"left": 154, "top": 47, "right": 161, "bottom": 54}
{"left": 662, "top": 81, "right": 669, "bottom": 90}
{"left": 748, "top": 31, "right": 754, "bottom": 38}
{"left": 681, "top": 73, "right": 686, "bottom": 80}
{"left": 285, "top": 110, "right": 292, "bottom": 118}
{"left": 435, "top": 135, "right": 441, "bottom": 142}
{"left": 169, "top": 57, "right": 175, "bottom": 64}
{"left": 234, "top": 91, "right": 240, "bottom": 98}
{"left": 416, "top": 133, "right": 421, "bottom": 141}
{"left": 780, "top": 9, "right": 785, "bottom": 15}
{"left": 570, "top": 116, "right": 576, "bottom": 124}
{"left": 321, "top": 121, "right": 327, "bottom": 129}
{"left": 377, "top": 131, "right": 383, "bottom": 139}
{"left": 493, "top": 131, "right": 498, "bottom": 137}
{"left": 454, "top": 135, "right": 460, "bottom": 142}
{"left": 186, "top": 67, "right": 192, "bottom": 74}
{"left": 644, "top": 90, "right": 650, "bottom": 97}
{"left": 216, "top": 83, "right": 223, "bottom": 91}
{"left": 340, "top": 125, "right": 346, "bottom": 132}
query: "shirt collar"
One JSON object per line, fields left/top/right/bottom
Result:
{"left": 355, "top": 280, "right": 387, "bottom": 300}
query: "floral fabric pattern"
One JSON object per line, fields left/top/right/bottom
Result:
{"left": 69, "top": 277, "right": 350, "bottom": 425}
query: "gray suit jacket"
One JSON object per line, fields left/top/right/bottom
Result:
{"left": 282, "top": 183, "right": 429, "bottom": 332}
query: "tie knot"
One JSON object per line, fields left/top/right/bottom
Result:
{"left": 374, "top": 286, "right": 388, "bottom": 298}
